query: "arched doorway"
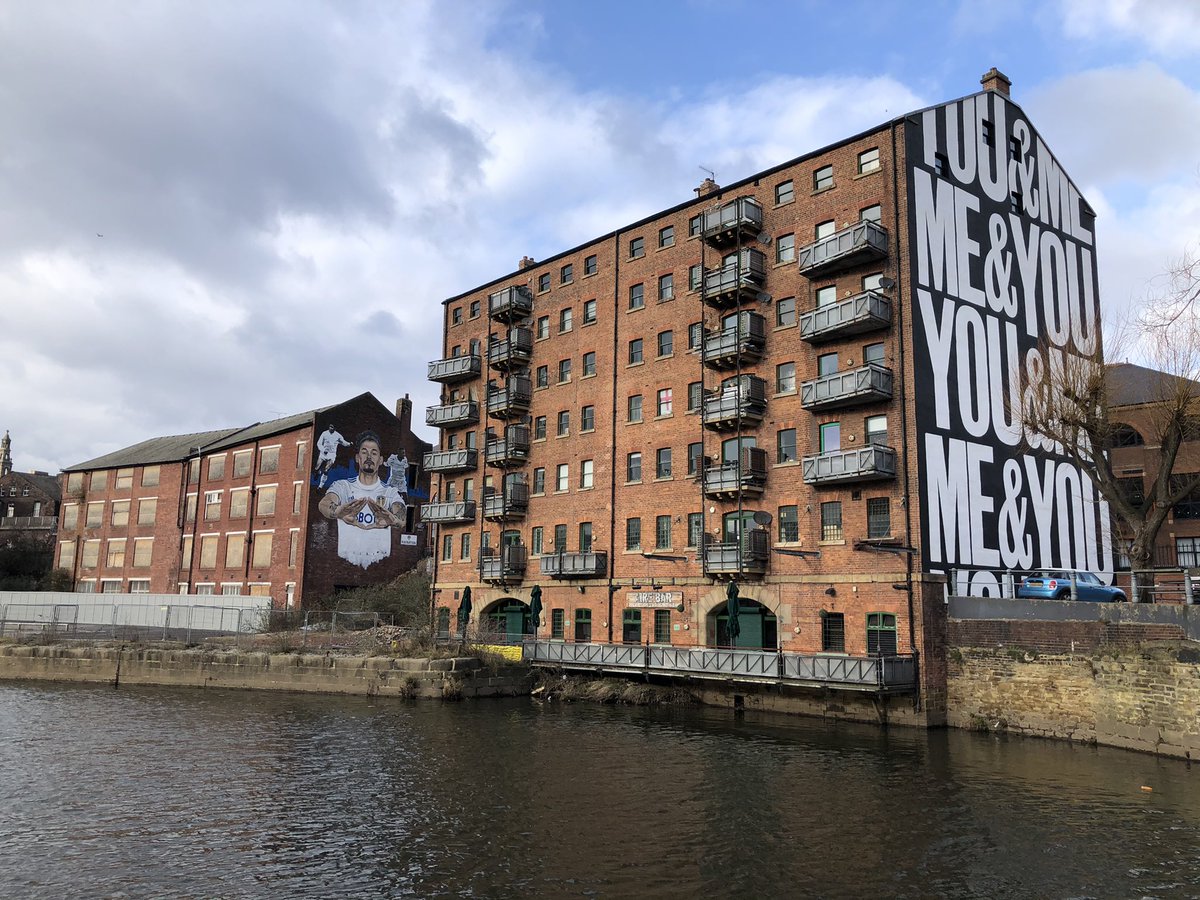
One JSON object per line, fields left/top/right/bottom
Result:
{"left": 707, "top": 597, "right": 777, "bottom": 650}
{"left": 480, "top": 597, "right": 532, "bottom": 644}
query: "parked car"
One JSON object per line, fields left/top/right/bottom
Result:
{"left": 1016, "top": 570, "right": 1127, "bottom": 602}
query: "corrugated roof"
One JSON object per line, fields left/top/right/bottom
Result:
{"left": 1107, "top": 362, "right": 1200, "bottom": 408}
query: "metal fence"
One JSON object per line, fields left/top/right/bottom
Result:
{"left": 948, "top": 568, "right": 1198, "bottom": 605}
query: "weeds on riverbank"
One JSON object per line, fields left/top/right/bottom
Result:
{"left": 534, "top": 672, "right": 699, "bottom": 707}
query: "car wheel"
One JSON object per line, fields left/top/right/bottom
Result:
{"left": 1054, "top": 589, "right": 1071, "bottom": 601}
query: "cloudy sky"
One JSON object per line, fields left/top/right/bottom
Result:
{"left": 3, "top": 0, "right": 1198, "bottom": 474}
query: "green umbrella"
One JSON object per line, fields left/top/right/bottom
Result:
{"left": 726, "top": 580, "right": 741, "bottom": 645}
{"left": 529, "top": 585, "right": 543, "bottom": 635}
{"left": 458, "top": 586, "right": 472, "bottom": 636}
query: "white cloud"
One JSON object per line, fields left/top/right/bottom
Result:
{"left": 1059, "top": 0, "right": 1200, "bottom": 55}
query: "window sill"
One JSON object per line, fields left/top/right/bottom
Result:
{"left": 854, "top": 167, "right": 882, "bottom": 180}
{"left": 656, "top": 244, "right": 674, "bottom": 253}
{"left": 772, "top": 258, "right": 795, "bottom": 269}
{"left": 818, "top": 539, "right": 847, "bottom": 546}
{"left": 654, "top": 413, "right": 673, "bottom": 421}
{"left": 557, "top": 378, "right": 571, "bottom": 386}
{"left": 627, "top": 305, "right": 645, "bottom": 314}
{"left": 556, "top": 433, "right": 570, "bottom": 440}
{"left": 810, "top": 184, "right": 835, "bottom": 197}
{"left": 624, "top": 480, "right": 642, "bottom": 487}
{"left": 626, "top": 361, "right": 644, "bottom": 369}
{"left": 626, "top": 419, "right": 643, "bottom": 426}
{"left": 773, "top": 460, "right": 800, "bottom": 469}
{"left": 582, "top": 319, "right": 597, "bottom": 327}
{"left": 577, "top": 486, "right": 594, "bottom": 493}
{"left": 773, "top": 322, "right": 798, "bottom": 332}
{"left": 774, "top": 197, "right": 796, "bottom": 209}
{"left": 581, "top": 373, "right": 596, "bottom": 381}
{"left": 654, "top": 476, "right": 674, "bottom": 483}
{"left": 774, "top": 389, "right": 797, "bottom": 399}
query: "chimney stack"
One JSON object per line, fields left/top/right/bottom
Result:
{"left": 695, "top": 177, "right": 720, "bottom": 198}
{"left": 518, "top": 255, "right": 537, "bottom": 270}
{"left": 980, "top": 67, "right": 1011, "bottom": 97}
{"left": 395, "top": 394, "right": 413, "bottom": 434}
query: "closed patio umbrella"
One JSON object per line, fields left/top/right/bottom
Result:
{"left": 529, "top": 585, "right": 542, "bottom": 635}
{"left": 726, "top": 580, "right": 740, "bottom": 645}
{"left": 458, "top": 586, "right": 472, "bottom": 637}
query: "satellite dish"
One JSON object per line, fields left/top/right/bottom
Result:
{"left": 752, "top": 511, "right": 773, "bottom": 526}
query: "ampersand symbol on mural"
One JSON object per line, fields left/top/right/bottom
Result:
{"left": 985, "top": 213, "right": 1016, "bottom": 317}
{"left": 998, "top": 458, "right": 1033, "bottom": 568}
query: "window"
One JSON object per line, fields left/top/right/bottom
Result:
{"left": 558, "top": 358, "right": 571, "bottom": 382}
{"left": 864, "top": 342, "right": 885, "bottom": 366}
{"left": 91, "top": 471, "right": 107, "bottom": 491}
{"left": 225, "top": 533, "right": 245, "bottom": 568}
{"left": 115, "top": 468, "right": 134, "bottom": 490}
{"left": 777, "top": 428, "right": 797, "bottom": 464}
{"left": 656, "top": 388, "right": 672, "bottom": 417}
{"left": 62, "top": 504, "right": 79, "bottom": 530}
{"left": 559, "top": 308, "right": 573, "bottom": 333}
{"left": 463, "top": 479, "right": 474, "bottom": 502}
{"left": 629, "top": 236, "right": 645, "bottom": 259}
{"left": 779, "top": 505, "right": 798, "bottom": 542}
{"left": 581, "top": 405, "right": 595, "bottom": 432}
{"left": 815, "top": 285, "right": 837, "bottom": 308}
{"left": 867, "top": 613, "right": 898, "bottom": 655}
{"left": 251, "top": 533, "right": 273, "bottom": 568}
{"left": 557, "top": 410, "right": 570, "bottom": 437}
{"left": 230, "top": 489, "right": 249, "bottom": 518}
{"left": 256, "top": 485, "right": 276, "bottom": 517}
{"left": 86, "top": 501, "right": 103, "bottom": 527}
{"left": 551, "top": 608, "right": 565, "bottom": 640}
{"left": 689, "top": 264, "right": 703, "bottom": 291}
{"left": 1010, "top": 190, "right": 1023, "bottom": 214}
{"left": 106, "top": 539, "right": 126, "bottom": 568}
{"left": 688, "top": 321, "right": 704, "bottom": 349}
{"left": 141, "top": 466, "right": 160, "bottom": 487}
{"left": 628, "top": 395, "right": 643, "bottom": 422}
{"left": 1112, "top": 424, "right": 1145, "bottom": 447}
{"left": 442, "top": 534, "right": 452, "bottom": 561}
{"left": 233, "top": 451, "right": 252, "bottom": 478}
{"left": 933, "top": 152, "right": 948, "bottom": 177}
{"left": 584, "top": 254, "right": 597, "bottom": 276}
{"left": 626, "top": 517, "right": 642, "bottom": 550}
{"left": 656, "top": 448, "right": 672, "bottom": 479}
{"left": 629, "top": 338, "right": 644, "bottom": 364}
{"left": 199, "top": 535, "right": 218, "bottom": 569}
{"left": 866, "top": 415, "right": 888, "bottom": 445}
{"left": 654, "top": 609, "right": 671, "bottom": 644}
{"left": 822, "top": 613, "right": 846, "bottom": 653}
{"left": 627, "top": 452, "right": 642, "bottom": 483}
{"left": 860, "top": 204, "right": 882, "bottom": 225}
{"left": 776, "top": 362, "right": 796, "bottom": 394}
{"left": 561, "top": 263, "right": 573, "bottom": 284}
{"left": 531, "top": 526, "right": 544, "bottom": 556}
{"left": 554, "top": 524, "right": 568, "bottom": 552}
{"left": 537, "top": 316, "right": 550, "bottom": 339}
{"left": 184, "top": 494, "right": 197, "bottom": 522}
{"left": 536, "top": 365, "right": 549, "bottom": 389}
{"left": 556, "top": 464, "right": 569, "bottom": 492}
{"left": 107, "top": 500, "right": 129, "bottom": 527}
{"left": 580, "top": 459, "right": 594, "bottom": 489}
{"left": 775, "top": 297, "right": 796, "bottom": 327}
{"left": 622, "top": 609, "right": 642, "bottom": 644}
{"left": 582, "top": 351, "right": 596, "bottom": 377}
{"left": 259, "top": 447, "right": 279, "bottom": 474}
{"left": 659, "top": 225, "right": 674, "bottom": 248}
{"left": 583, "top": 299, "right": 597, "bottom": 324}
{"left": 688, "top": 442, "right": 703, "bottom": 477}
{"left": 203, "top": 492, "right": 221, "bottom": 521}
{"left": 575, "top": 609, "right": 592, "bottom": 642}
{"left": 813, "top": 166, "right": 833, "bottom": 191}
{"left": 689, "top": 214, "right": 701, "bottom": 236}
{"left": 818, "top": 352, "right": 838, "bottom": 377}
{"left": 629, "top": 283, "right": 644, "bottom": 310}
{"left": 867, "top": 498, "right": 891, "bottom": 538}
{"left": 981, "top": 120, "right": 993, "bottom": 146}
{"left": 67, "top": 473, "right": 83, "bottom": 494}
{"left": 538, "top": 272, "right": 551, "bottom": 292}
{"left": 579, "top": 521, "right": 593, "bottom": 552}
{"left": 863, "top": 272, "right": 884, "bottom": 291}
{"left": 819, "top": 422, "right": 841, "bottom": 453}
{"left": 657, "top": 329, "right": 673, "bottom": 357}
{"left": 688, "top": 381, "right": 702, "bottom": 412}
{"left": 687, "top": 512, "right": 703, "bottom": 548}
{"left": 534, "top": 416, "right": 547, "bottom": 440}
{"left": 858, "top": 147, "right": 880, "bottom": 173}
{"left": 533, "top": 468, "right": 546, "bottom": 494}
{"left": 820, "top": 502, "right": 843, "bottom": 542}
{"left": 658, "top": 273, "right": 674, "bottom": 302}
{"left": 460, "top": 533, "right": 471, "bottom": 560}
{"left": 777, "top": 178, "right": 796, "bottom": 203}
{"left": 776, "top": 233, "right": 795, "bottom": 264}
{"left": 208, "top": 456, "right": 226, "bottom": 481}
{"left": 289, "top": 531, "right": 299, "bottom": 567}
{"left": 81, "top": 540, "right": 100, "bottom": 569}
{"left": 470, "top": 299, "right": 480, "bottom": 318}
{"left": 815, "top": 220, "right": 836, "bottom": 240}
{"left": 452, "top": 307, "right": 463, "bottom": 325}
{"left": 655, "top": 515, "right": 672, "bottom": 550}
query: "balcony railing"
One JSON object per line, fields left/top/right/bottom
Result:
{"left": 0, "top": 516, "right": 57, "bottom": 530}
{"left": 540, "top": 551, "right": 608, "bottom": 579}
{"left": 701, "top": 311, "right": 766, "bottom": 369}
{"left": 802, "top": 445, "right": 897, "bottom": 485}
{"left": 702, "top": 375, "right": 768, "bottom": 430}
{"left": 488, "top": 328, "right": 533, "bottom": 371}
{"left": 426, "top": 401, "right": 479, "bottom": 429}
{"left": 699, "top": 197, "right": 763, "bottom": 248}
{"left": 485, "top": 425, "right": 531, "bottom": 468}
{"left": 800, "top": 289, "right": 892, "bottom": 344}
{"left": 488, "top": 285, "right": 533, "bottom": 322}
{"left": 427, "top": 354, "right": 482, "bottom": 384}
{"left": 480, "top": 544, "right": 527, "bottom": 583}
{"left": 483, "top": 481, "right": 529, "bottom": 520}
{"left": 422, "top": 448, "right": 478, "bottom": 473}
{"left": 420, "top": 500, "right": 477, "bottom": 524}
{"left": 702, "top": 448, "right": 769, "bottom": 497}
{"left": 486, "top": 376, "right": 532, "bottom": 419}
{"left": 702, "top": 248, "right": 766, "bottom": 308}
{"left": 800, "top": 363, "right": 894, "bottom": 411}
{"left": 797, "top": 221, "right": 888, "bottom": 276}
{"left": 702, "top": 530, "right": 770, "bottom": 576}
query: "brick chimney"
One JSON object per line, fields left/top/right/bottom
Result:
{"left": 395, "top": 394, "right": 413, "bottom": 433}
{"left": 695, "top": 177, "right": 720, "bottom": 198}
{"left": 981, "top": 67, "right": 1011, "bottom": 97}
{"left": 518, "top": 255, "right": 536, "bottom": 270}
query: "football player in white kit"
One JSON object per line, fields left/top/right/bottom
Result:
{"left": 318, "top": 431, "right": 405, "bottom": 569}
{"left": 384, "top": 449, "right": 409, "bottom": 497}
{"left": 314, "top": 424, "right": 351, "bottom": 488}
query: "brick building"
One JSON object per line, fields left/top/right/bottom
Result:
{"left": 0, "top": 431, "right": 63, "bottom": 587}
{"left": 422, "top": 69, "right": 1106, "bottom": 699}
{"left": 54, "top": 393, "right": 431, "bottom": 607}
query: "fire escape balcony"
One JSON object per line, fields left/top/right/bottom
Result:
{"left": 426, "top": 401, "right": 479, "bottom": 429}
{"left": 483, "top": 480, "right": 529, "bottom": 520}
{"left": 486, "top": 375, "right": 532, "bottom": 419}
{"left": 702, "top": 249, "right": 766, "bottom": 309}
{"left": 485, "top": 425, "right": 531, "bottom": 468}
{"left": 540, "top": 550, "right": 608, "bottom": 579}
{"left": 797, "top": 221, "right": 888, "bottom": 277}
{"left": 701, "top": 311, "right": 766, "bottom": 370}
{"left": 702, "top": 530, "right": 770, "bottom": 577}
{"left": 802, "top": 445, "right": 898, "bottom": 486}
{"left": 702, "top": 448, "right": 769, "bottom": 499}
{"left": 422, "top": 448, "right": 478, "bottom": 473}
{"left": 800, "top": 363, "right": 894, "bottom": 411}
{"left": 800, "top": 289, "right": 892, "bottom": 344}
{"left": 699, "top": 196, "right": 763, "bottom": 249}
{"left": 421, "top": 500, "right": 477, "bottom": 524}
{"left": 488, "top": 285, "right": 533, "bottom": 323}
{"left": 488, "top": 327, "right": 533, "bottom": 371}
{"left": 427, "top": 354, "right": 482, "bottom": 384}
{"left": 480, "top": 544, "right": 528, "bottom": 584}
{"left": 702, "top": 375, "right": 768, "bottom": 431}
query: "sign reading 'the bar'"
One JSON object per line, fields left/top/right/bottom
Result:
{"left": 626, "top": 591, "right": 682, "bottom": 608}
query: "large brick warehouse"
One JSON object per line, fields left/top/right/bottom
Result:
{"left": 423, "top": 68, "right": 1107, "bottom": 682}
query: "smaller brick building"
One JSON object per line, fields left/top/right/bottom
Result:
{"left": 0, "top": 430, "right": 63, "bottom": 587}
{"left": 54, "top": 393, "right": 431, "bottom": 608}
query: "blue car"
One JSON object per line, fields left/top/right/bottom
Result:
{"left": 1017, "top": 570, "right": 1127, "bottom": 602}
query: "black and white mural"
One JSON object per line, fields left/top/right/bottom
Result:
{"left": 907, "top": 90, "right": 1113, "bottom": 594}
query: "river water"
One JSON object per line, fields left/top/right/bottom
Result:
{"left": 0, "top": 682, "right": 1197, "bottom": 899}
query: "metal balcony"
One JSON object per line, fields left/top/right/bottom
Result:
{"left": 488, "top": 328, "right": 533, "bottom": 371}
{"left": 800, "top": 363, "right": 894, "bottom": 411}
{"left": 800, "top": 289, "right": 892, "bottom": 344}
{"left": 702, "top": 311, "right": 766, "bottom": 370}
{"left": 802, "top": 445, "right": 897, "bottom": 485}
{"left": 540, "top": 551, "right": 608, "bottom": 579}
{"left": 483, "top": 481, "right": 529, "bottom": 520}
{"left": 480, "top": 544, "right": 527, "bottom": 583}
{"left": 426, "top": 401, "right": 479, "bottom": 429}
{"left": 702, "top": 249, "right": 766, "bottom": 309}
{"left": 486, "top": 375, "right": 532, "bottom": 419}
{"left": 427, "top": 354, "right": 482, "bottom": 384}
{"left": 702, "top": 375, "right": 768, "bottom": 431}
{"left": 702, "top": 530, "right": 770, "bottom": 577}
{"left": 423, "top": 448, "right": 478, "bottom": 473}
{"left": 702, "top": 448, "right": 769, "bottom": 498}
{"left": 0, "top": 516, "right": 57, "bottom": 530}
{"left": 797, "top": 221, "right": 888, "bottom": 276}
{"left": 488, "top": 285, "right": 533, "bottom": 323}
{"left": 700, "top": 197, "right": 763, "bottom": 249}
{"left": 485, "top": 425, "right": 531, "bottom": 468}
{"left": 420, "top": 500, "right": 477, "bottom": 524}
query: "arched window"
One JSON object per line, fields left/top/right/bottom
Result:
{"left": 1111, "top": 424, "right": 1144, "bottom": 447}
